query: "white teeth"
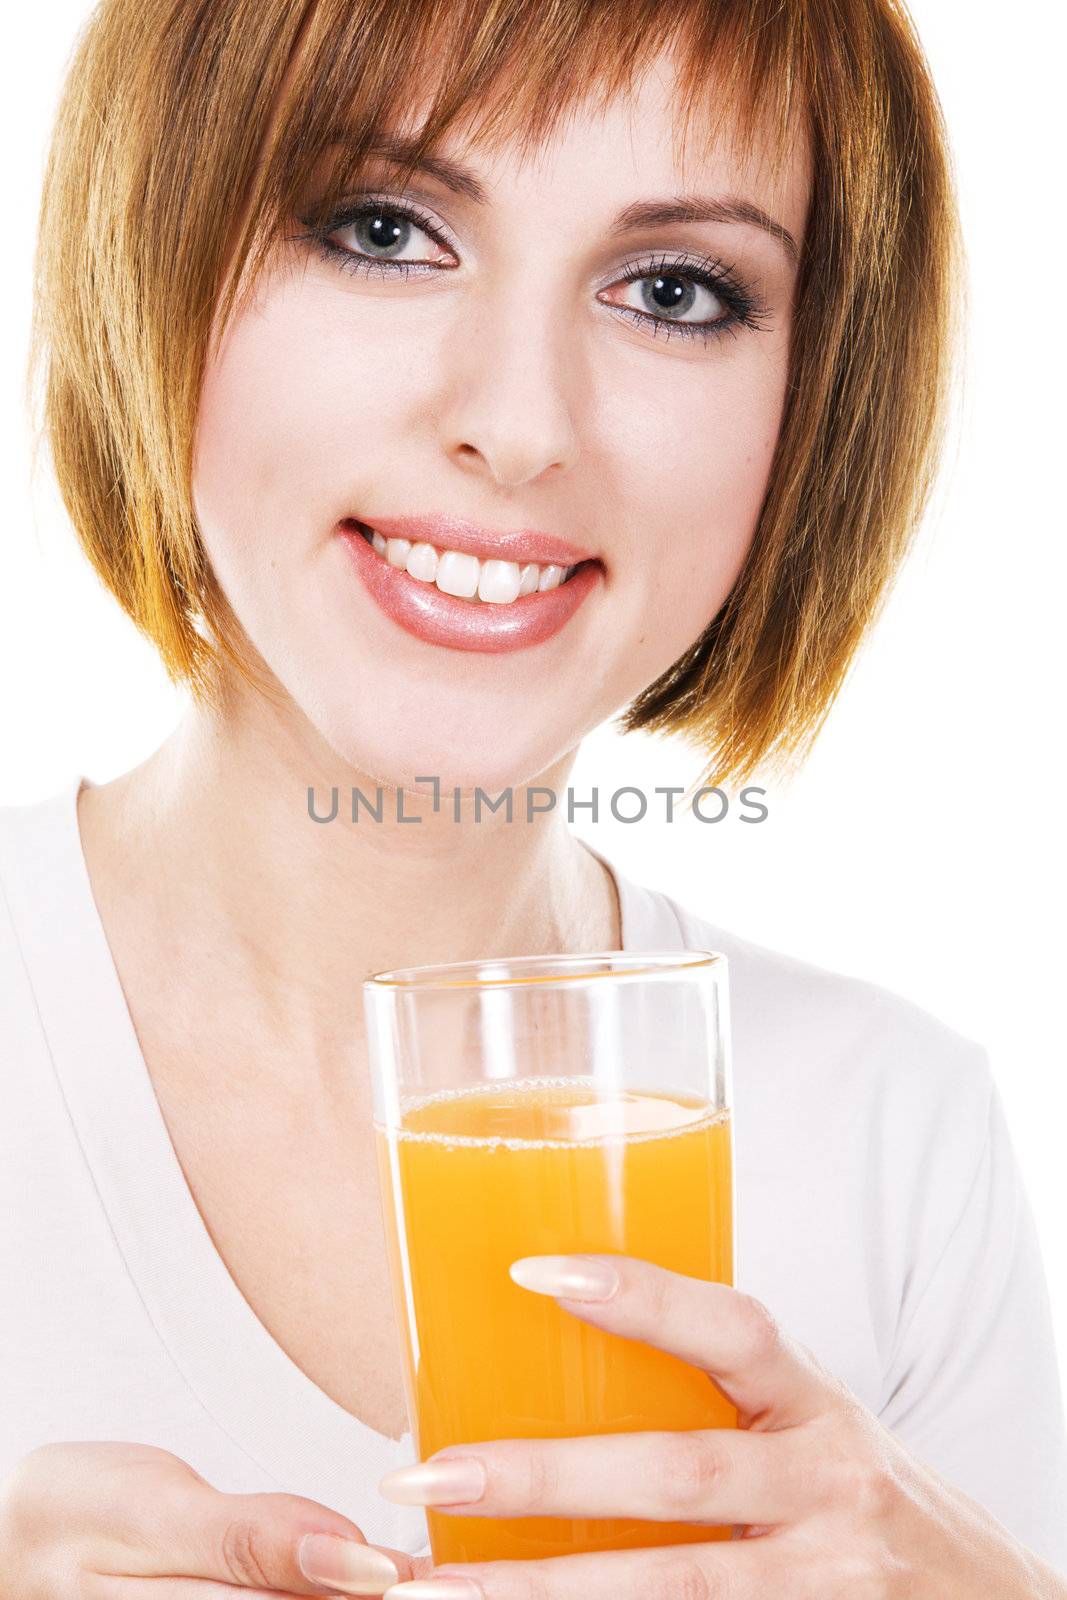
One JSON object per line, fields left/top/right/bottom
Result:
{"left": 360, "top": 525, "right": 585, "bottom": 602}
{"left": 385, "top": 537, "right": 411, "bottom": 568}
{"left": 435, "top": 549, "right": 480, "bottom": 598}
{"left": 478, "top": 559, "right": 522, "bottom": 604}
{"left": 404, "top": 541, "right": 439, "bottom": 582}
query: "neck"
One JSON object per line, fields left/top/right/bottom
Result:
{"left": 77, "top": 677, "right": 620, "bottom": 1086}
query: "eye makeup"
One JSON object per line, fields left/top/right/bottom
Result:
{"left": 289, "top": 191, "right": 772, "bottom": 347}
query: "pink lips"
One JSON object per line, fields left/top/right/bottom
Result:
{"left": 338, "top": 518, "right": 603, "bottom": 655}
{"left": 358, "top": 513, "right": 596, "bottom": 568}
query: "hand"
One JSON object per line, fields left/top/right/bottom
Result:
{"left": 375, "top": 1253, "right": 1064, "bottom": 1599}
{"left": 0, "top": 1440, "right": 433, "bottom": 1598}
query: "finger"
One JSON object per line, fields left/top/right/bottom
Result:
{"left": 418, "top": 1535, "right": 788, "bottom": 1600}
{"left": 88, "top": 1545, "right": 431, "bottom": 1600}
{"left": 196, "top": 1508, "right": 412, "bottom": 1595}
{"left": 401, "top": 1426, "right": 825, "bottom": 1526}
{"left": 510, "top": 1254, "right": 843, "bottom": 1427}
{"left": 112, "top": 1467, "right": 414, "bottom": 1594}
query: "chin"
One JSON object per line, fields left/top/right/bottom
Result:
{"left": 310, "top": 708, "right": 567, "bottom": 802}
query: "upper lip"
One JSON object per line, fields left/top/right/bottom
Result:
{"left": 344, "top": 513, "right": 598, "bottom": 569}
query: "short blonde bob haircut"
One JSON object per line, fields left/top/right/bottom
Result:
{"left": 30, "top": 0, "right": 961, "bottom": 789}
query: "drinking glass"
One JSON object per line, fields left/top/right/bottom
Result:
{"left": 362, "top": 949, "right": 735, "bottom": 1564}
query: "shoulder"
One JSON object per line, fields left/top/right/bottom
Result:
{"left": 650, "top": 881, "right": 994, "bottom": 1146}
{"left": 0, "top": 776, "right": 87, "bottom": 992}
{"left": 0, "top": 777, "right": 82, "bottom": 867}
{"left": 654, "top": 886, "right": 1006, "bottom": 1317}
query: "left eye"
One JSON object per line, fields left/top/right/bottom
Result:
{"left": 601, "top": 271, "right": 726, "bottom": 327}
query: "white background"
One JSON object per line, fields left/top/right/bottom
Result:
{"left": 3, "top": 5, "right": 1064, "bottom": 1392}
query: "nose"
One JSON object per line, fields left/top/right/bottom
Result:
{"left": 436, "top": 286, "right": 582, "bottom": 489}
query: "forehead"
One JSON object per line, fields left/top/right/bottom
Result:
{"left": 255, "top": 0, "right": 818, "bottom": 212}
{"left": 376, "top": 48, "right": 811, "bottom": 247}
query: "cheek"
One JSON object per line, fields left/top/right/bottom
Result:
{"left": 191, "top": 277, "right": 402, "bottom": 591}
{"left": 596, "top": 341, "right": 786, "bottom": 660}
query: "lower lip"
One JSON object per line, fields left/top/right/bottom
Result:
{"left": 337, "top": 520, "right": 603, "bottom": 654}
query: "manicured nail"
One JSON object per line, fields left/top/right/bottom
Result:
{"left": 382, "top": 1579, "right": 483, "bottom": 1599}
{"left": 509, "top": 1254, "right": 620, "bottom": 1301}
{"left": 378, "top": 1456, "right": 487, "bottom": 1506}
{"left": 298, "top": 1532, "right": 400, "bottom": 1595}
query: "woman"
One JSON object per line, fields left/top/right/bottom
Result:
{"left": 2, "top": 0, "right": 1064, "bottom": 1595}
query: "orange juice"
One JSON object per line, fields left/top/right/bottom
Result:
{"left": 373, "top": 1077, "right": 736, "bottom": 1562}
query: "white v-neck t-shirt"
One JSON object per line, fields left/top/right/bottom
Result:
{"left": 2, "top": 775, "right": 1066, "bottom": 1570}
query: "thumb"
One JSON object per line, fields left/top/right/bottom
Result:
{"left": 181, "top": 1485, "right": 417, "bottom": 1594}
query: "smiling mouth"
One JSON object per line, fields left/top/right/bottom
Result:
{"left": 349, "top": 518, "right": 594, "bottom": 606}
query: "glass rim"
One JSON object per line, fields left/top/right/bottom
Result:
{"left": 363, "top": 947, "right": 725, "bottom": 991}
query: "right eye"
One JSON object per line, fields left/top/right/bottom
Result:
{"left": 302, "top": 198, "right": 456, "bottom": 277}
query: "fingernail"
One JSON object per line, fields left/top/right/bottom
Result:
{"left": 378, "top": 1456, "right": 487, "bottom": 1506}
{"left": 298, "top": 1533, "right": 400, "bottom": 1595}
{"left": 509, "top": 1254, "right": 620, "bottom": 1301}
{"left": 382, "top": 1580, "right": 483, "bottom": 1599}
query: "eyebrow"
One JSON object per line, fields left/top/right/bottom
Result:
{"left": 609, "top": 197, "right": 798, "bottom": 264}
{"left": 331, "top": 133, "right": 800, "bottom": 264}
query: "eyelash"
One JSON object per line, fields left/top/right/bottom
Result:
{"left": 290, "top": 196, "right": 771, "bottom": 346}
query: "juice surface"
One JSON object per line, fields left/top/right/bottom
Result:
{"left": 374, "top": 1078, "right": 736, "bottom": 1562}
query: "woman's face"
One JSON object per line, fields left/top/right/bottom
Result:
{"left": 192, "top": 50, "right": 810, "bottom": 791}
